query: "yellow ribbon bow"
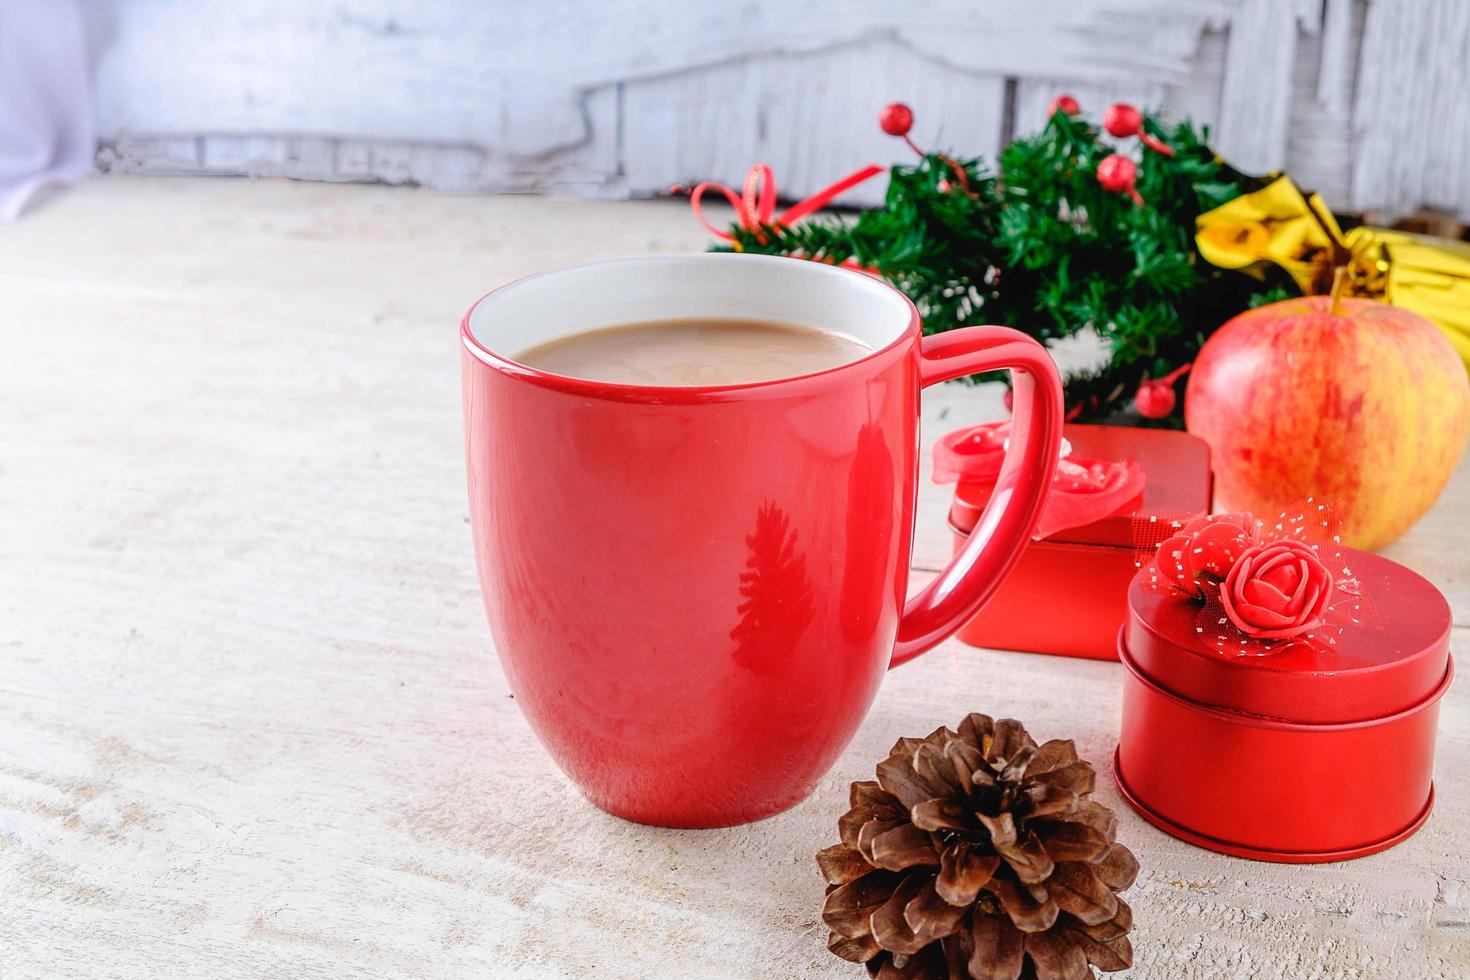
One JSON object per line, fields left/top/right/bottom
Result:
{"left": 1196, "top": 175, "right": 1470, "bottom": 369}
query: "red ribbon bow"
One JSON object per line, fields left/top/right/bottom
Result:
{"left": 685, "top": 163, "right": 885, "bottom": 245}
{"left": 933, "top": 421, "right": 1146, "bottom": 540}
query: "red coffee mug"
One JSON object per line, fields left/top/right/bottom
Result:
{"left": 462, "top": 254, "right": 1062, "bottom": 827}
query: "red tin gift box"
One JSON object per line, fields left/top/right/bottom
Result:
{"left": 1115, "top": 548, "right": 1453, "bottom": 862}
{"left": 948, "top": 424, "right": 1212, "bottom": 660}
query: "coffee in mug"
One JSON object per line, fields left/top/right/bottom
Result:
{"left": 515, "top": 317, "right": 872, "bottom": 386}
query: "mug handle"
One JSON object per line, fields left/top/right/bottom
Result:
{"left": 890, "top": 327, "right": 1064, "bottom": 667}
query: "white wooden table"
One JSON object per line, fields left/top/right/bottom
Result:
{"left": 2, "top": 176, "right": 1466, "bottom": 979}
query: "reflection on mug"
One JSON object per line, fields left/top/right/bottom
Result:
{"left": 841, "top": 421, "right": 896, "bottom": 644}
{"left": 730, "top": 500, "right": 815, "bottom": 674}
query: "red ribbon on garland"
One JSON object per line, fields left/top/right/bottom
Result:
{"left": 685, "top": 163, "right": 886, "bottom": 245}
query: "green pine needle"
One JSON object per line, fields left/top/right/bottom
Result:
{"left": 710, "top": 109, "right": 1299, "bottom": 422}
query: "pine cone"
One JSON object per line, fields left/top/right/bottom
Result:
{"left": 817, "top": 714, "right": 1138, "bottom": 980}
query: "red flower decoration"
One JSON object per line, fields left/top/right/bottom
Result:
{"left": 1136, "top": 498, "right": 1377, "bottom": 657}
{"left": 1219, "top": 539, "right": 1335, "bottom": 639}
{"left": 1154, "top": 513, "right": 1257, "bottom": 597}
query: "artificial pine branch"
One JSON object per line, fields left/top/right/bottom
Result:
{"left": 709, "top": 106, "right": 1296, "bottom": 424}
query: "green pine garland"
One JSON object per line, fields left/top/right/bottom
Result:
{"left": 712, "top": 108, "right": 1295, "bottom": 424}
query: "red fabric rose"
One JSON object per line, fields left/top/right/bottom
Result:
{"left": 1219, "top": 539, "right": 1335, "bottom": 639}
{"left": 1155, "top": 512, "right": 1257, "bottom": 597}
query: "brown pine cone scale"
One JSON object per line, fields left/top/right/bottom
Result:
{"left": 818, "top": 714, "right": 1138, "bottom": 980}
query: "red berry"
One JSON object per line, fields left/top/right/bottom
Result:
{"left": 1103, "top": 102, "right": 1142, "bottom": 138}
{"left": 1135, "top": 379, "right": 1177, "bottom": 419}
{"left": 1096, "top": 153, "right": 1137, "bottom": 193}
{"left": 1047, "top": 94, "right": 1080, "bottom": 117}
{"left": 879, "top": 103, "right": 914, "bottom": 137}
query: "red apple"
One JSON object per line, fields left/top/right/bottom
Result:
{"left": 1185, "top": 296, "right": 1470, "bottom": 550}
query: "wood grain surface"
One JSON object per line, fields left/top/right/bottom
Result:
{"left": 1, "top": 177, "right": 1466, "bottom": 979}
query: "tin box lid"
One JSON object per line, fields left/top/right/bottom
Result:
{"left": 951, "top": 424, "right": 1212, "bottom": 547}
{"left": 1124, "top": 548, "right": 1452, "bottom": 724}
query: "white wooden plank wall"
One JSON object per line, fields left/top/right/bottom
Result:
{"left": 620, "top": 42, "right": 1008, "bottom": 206}
{"left": 85, "top": 0, "right": 1468, "bottom": 221}
{"left": 1352, "top": 0, "right": 1470, "bottom": 218}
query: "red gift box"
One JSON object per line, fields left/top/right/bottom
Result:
{"left": 947, "top": 424, "right": 1212, "bottom": 660}
{"left": 1114, "top": 546, "right": 1453, "bottom": 861}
